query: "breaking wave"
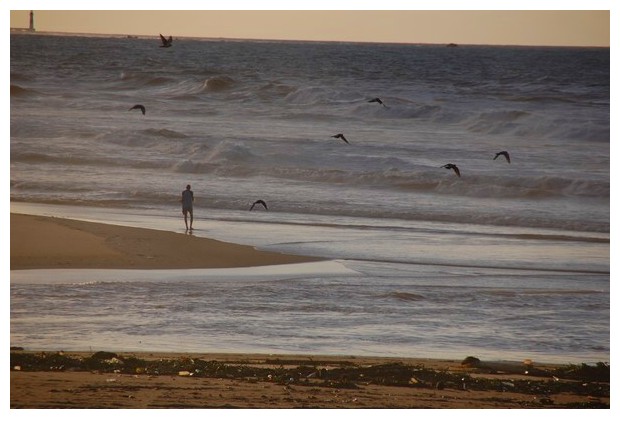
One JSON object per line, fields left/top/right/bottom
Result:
{"left": 202, "top": 76, "right": 235, "bottom": 92}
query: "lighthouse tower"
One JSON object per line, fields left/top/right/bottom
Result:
{"left": 29, "top": 11, "right": 35, "bottom": 32}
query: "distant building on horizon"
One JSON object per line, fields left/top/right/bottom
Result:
{"left": 29, "top": 11, "right": 35, "bottom": 32}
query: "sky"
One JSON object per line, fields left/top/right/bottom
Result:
{"left": 7, "top": 2, "right": 612, "bottom": 47}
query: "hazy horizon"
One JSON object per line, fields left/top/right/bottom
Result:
{"left": 9, "top": 10, "right": 610, "bottom": 48}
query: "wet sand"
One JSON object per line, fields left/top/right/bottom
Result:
{"left": 9, "top": 214, "right": 610, "bottom": 410}
{"left": 10, "top": 213, "right": 321, "bottom": 270}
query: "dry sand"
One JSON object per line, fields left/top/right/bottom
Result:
{"left": 10, "top": 213, "right": 321, "bottom": 270}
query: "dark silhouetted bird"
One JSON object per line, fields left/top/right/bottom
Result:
{"left": 250, "top": 199, "right": 268, "bottom": 211}
{"left": 493, "top": 151, "right": 511, "bottom": 163}
{"left": 159, "top": 34, "right": 173, "bottom": 48}
{"left": 368, "top": 97, "right": 386, "bottom": 107}
{"left": 441, "top": 163, "right": 461, "bottom": 177}
{"left": 331, "top": 133, "right": 350, "bottom": 144}
{"left": 129, "top": 104, "right": 146, "bottom": 115}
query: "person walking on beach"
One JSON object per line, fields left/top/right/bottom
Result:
{"left": 181, "top": 184, "right": 194, "bottom": 231}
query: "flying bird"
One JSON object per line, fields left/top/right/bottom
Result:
{"left": 129, "top": 104, "right": 146, "bottom": 115}
{"left": 159, "top": 34, "right": 173, "bottom": 48}
{"left": 331, "top": 133, "right": 350, "bottom": 144}
{"left": 441, "top": 163, "right": 461, "bottom": 177}
{"left": 493, "top": 151, "right": 511, "bottom": 163}
{"left": 368, "top": 97, "right": 386, "bottom": 107}
{"left": 250, "top": 199, "right": 268, "bottom": 211}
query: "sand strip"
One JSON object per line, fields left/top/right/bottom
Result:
{"left": 10, "top": 213, "right": 321, "bottom": 270}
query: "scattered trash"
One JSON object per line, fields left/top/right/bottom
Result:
{"left": 8, "top": 350, "right": 610, "bottom": 407}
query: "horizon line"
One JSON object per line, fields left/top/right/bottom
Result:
{"left": 9, "top": 28, "right": 610, "bottom": 49}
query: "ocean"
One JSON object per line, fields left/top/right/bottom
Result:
{"left": 10, "top": 34, "right": 609, "bottom": 364}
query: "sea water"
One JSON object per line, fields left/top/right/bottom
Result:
{"left": 10, "top": 34, "right": 609, "bottom": 363}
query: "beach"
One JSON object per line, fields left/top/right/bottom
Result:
{"left": 9, "top": 213, "right": 610, "bottom": 409}
{"left": 10, "top": 213, "right": 321, "bottom": 270}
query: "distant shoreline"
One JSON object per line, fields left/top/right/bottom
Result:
{"left": 9, "top": 28, "right": 608, "bottom": 49}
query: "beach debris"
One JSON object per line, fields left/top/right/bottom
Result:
{"left": 461, "top": 356, "right": 481, "bottom": 367}
{"left": 91, "top": 351, "right": 119, "bottom": 360}
{"left": 523, "top": 359, "right": 533, "bottom": 366}
{"left": 538, "top": 396, "right": 554, "bottom": 405}
{"left": 13, "top": 366, "right": 21, "bottom": 371}
{"left": 8, "top": 351, "right": 611, "bottom": 407}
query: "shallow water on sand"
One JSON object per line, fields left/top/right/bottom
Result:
{"left": 10, "top": 203, "right": 609, "bottom": 364}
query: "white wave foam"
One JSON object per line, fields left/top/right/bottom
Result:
{"left": 10, "top": 261, "right": 359, "bottom": 285}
